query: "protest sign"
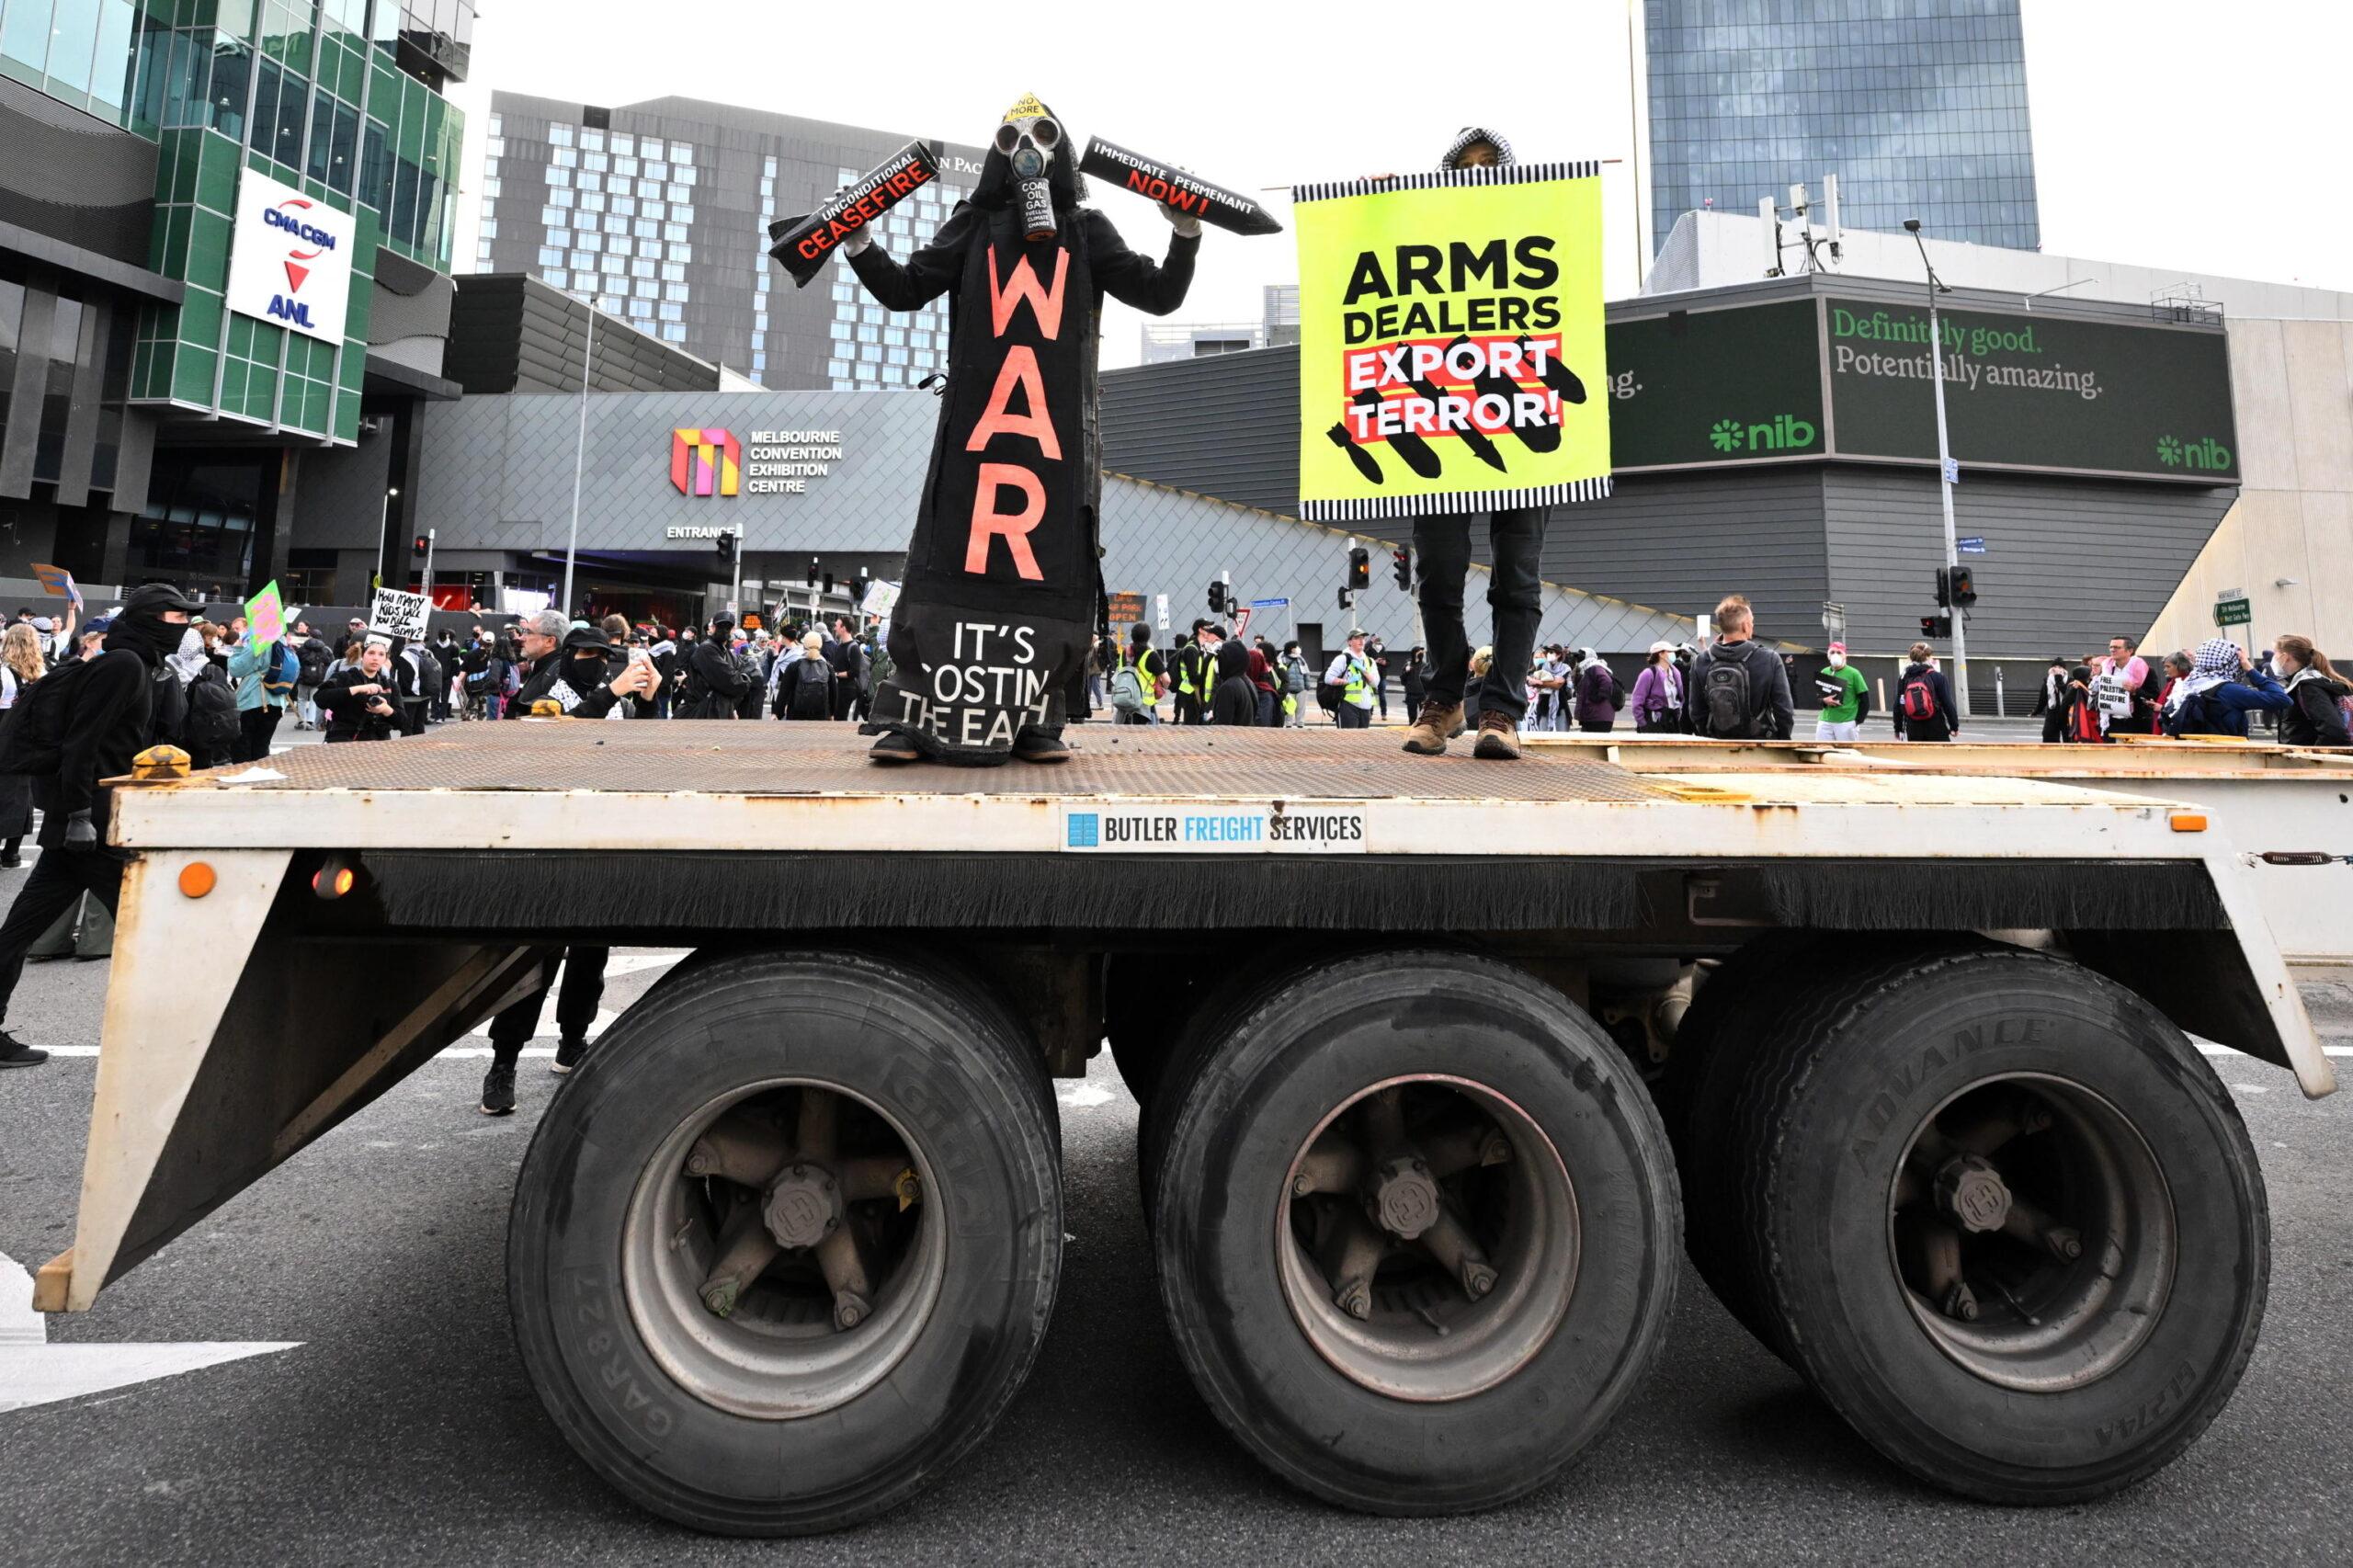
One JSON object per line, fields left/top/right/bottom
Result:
{"left": 245, "top": 580, "right": 286, "bottom": 644}
{"left": 1293, "top": 161, "right": 1611, "bottom": 523}
{"left": 369, "top": 586, "right": 429, "bottom": 642}
{"left": 767, "top": 141, "right": 942, "bottom": 287}
{"left": 1078, "top": 139, "right": 1283, "bottom": 235}
{"left": 28, "top": 562, "right": 77, "bottom": 602}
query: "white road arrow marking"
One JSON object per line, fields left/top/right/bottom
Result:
{"left": 0, "top": 1252, "right": 297, "bottom": 1414}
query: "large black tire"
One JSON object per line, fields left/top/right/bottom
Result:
{"left": 507, "top": 948, "right": 1063, "bottom": 1535}
{"left": 1722, "top": 947, "right": 2268, "bottom": 1502}
{"left": 1154, "top": 950, "right": 1680, "bottom": 1513}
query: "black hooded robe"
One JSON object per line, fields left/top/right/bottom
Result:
{"left": 848, "top": 158, "right": 1197, "bottom": 764}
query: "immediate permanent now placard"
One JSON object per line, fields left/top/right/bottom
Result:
{"left": 1058, "top": 803, "right": 1369, "bottom": 854}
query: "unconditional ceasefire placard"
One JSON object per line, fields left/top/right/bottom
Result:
{"left": 1293, "top": 161, "right": 1612, "bottom": 523}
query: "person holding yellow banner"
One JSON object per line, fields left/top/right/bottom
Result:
{"left": 1292, "top": 128, "right": 1613, "bottom": 762}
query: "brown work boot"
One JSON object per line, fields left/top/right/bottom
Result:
{"left": 1472, "top": 711, "right": 1523, "bottom": 760}
{"left": 1401, "top": 699, "right": 1464, "bottom": 756}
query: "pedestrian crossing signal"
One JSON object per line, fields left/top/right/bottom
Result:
{"left": 1391, "top": 547, "right": 1411, "bottom": 590}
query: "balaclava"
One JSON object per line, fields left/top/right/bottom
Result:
{"left": 103, "top": 584, "right": 204, "bottom": 666}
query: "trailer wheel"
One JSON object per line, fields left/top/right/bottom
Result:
{"left": 1154, "top": 951, "right": 1679, "bottom": 1513}
{"left": 1725, "top": 948, "right": 2268, "bottom": 1503}
{"left": 507, "top": 948, "right": 1063, "bottom": 1536}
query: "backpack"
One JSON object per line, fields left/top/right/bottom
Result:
{"left": 1581, "top": 663, "right": 1620, "bottom": 710}
{"left": 1900, "top": 673, "right": 1940, "bottom": 724}
{"left": 187, "top": 667, "right": 240, "bottom": 754}
{"left": 259, "top": 642, "right": 298, "bottom": 702}
{"left": 1109, "top": 660, "right": 1144, "bottom": 715}
{"left": 296, "top": 640, "right": 329, "bottom": 684}
{"left": 1697, "top": 651, "right": 1757, "bottom": 738}
{"left": 783, "top": 656, "right": 833, "bottom": 721}
{"left": 0, "top": 653, "right": 108, "bottom": 776}
{"left": 2160, "top": 687, "right": 2221, "bottom": 738}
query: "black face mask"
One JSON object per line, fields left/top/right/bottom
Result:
{"left": 104, "top": 612, "right": 188, "bottom": 665}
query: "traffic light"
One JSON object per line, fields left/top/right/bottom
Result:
{"left": 717, "top": 531, "right": 737, "bottom": 566}
{"left": 1392, "top": 547, "right": 1411, "bottom": 590}
{"left": 1336, "top": 585, "right": 1352, "bottom": 610}
{"left": 411, "top": 535, "right": 429, "bottom": 555}
{"left": 852, "top": 574, "right": 871, "bottom": 608}
{"left": 1208, "top": 580, "right": 1227, "bottom": 614}
{"left": 1347, "top": 546, "right": 1370, "bottom": 591}
{"left": 822, "top": 573, "right": 835, "bottom": 596}
{"left": 806, "top": 556, "right": 820, "bottom": 586}
{"left": 1948, "top": 564, "right": 1977, "bottom": 608}
{"left": 1919, "top": 612, "right": 1953, "bottom": 639}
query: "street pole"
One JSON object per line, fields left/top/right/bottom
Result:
{"left": 563, "top": 295, "right": 597, "bottom": 618}
{"left": 421, "top": 527, "right": 436, "bottom": 608}
{"left": 731, "top": 528, "right": 744, "bottom": 617}
{"left": 1909, "top": 222, "right": 1970, "bottom": 717}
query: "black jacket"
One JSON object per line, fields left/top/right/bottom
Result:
{"left": 1893, "top": 663, "right": 1961, "bottom": 741}
{"left": 687, "top": 640, "right": 748, "bottom": 719}
{"left": 314, "top": 665, "right": 404, "bottom": 742}
{"left": 509, "top": 630, "right": 625, "bottom": 720}
{"left": 1682, "top": 637, "right": 1794, "bottom": 739}
{"left": 2280, "top": 670, "right": 2351, "bottom": 746}
{"left": 31, "top": 647, "right": 150, "bottom": 847}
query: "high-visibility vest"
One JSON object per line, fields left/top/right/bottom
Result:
{"left": 1337, "top": 653, "right": 1372, "bottom": 705}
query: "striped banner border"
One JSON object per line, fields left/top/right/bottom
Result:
{"left": 1293, "top": 160, "right": 1601, "bottom": 204}
{"left": 1301, "top": 476, "right": 1613, "bottom": 523}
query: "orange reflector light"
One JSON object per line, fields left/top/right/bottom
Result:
{"left": 2169, "top": 813, "right": 2208, "bottom": 834}
{"left": 313, "top": 864, "right": 357, "bottom": 899}
{"left": 177, "top": 862, "right": 216, "bottom": 899}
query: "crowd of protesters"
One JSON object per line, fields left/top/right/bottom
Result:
{"left": 2033, "top": 631, "right": 2351, "bottom": 746}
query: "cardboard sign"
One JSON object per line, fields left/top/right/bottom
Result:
{"left": 28, "top": 562, "right": 76, "bottom": 602}
{"left": 768, "top": 141, "right": 943, "bottom": 287}
{"left": 369, "top": 586, "right": 429, "bottom": 642}
{"left": 245, "top": 580, "right": 286, "bottom": 644}
{"left": 859, "top": 578, "right": 902, "bottom": 618}
{"left": 1294, "top": 161, "right": 1611, "bottom": 522}
{"left": 1078, "top": 139, "right": 1284, "bottom": 236}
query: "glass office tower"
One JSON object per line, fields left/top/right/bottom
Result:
{"left": 1646, "top": 0, "right": 2040, "bottom": 252}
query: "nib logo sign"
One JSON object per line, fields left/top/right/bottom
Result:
{"left": 2157, "top": 434, "right": 2233, "bottom": 471}
{"left": 1710, "top": 414, "right": 1817, "bottom": 456}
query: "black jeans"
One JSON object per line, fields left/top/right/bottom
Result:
{"left": 1416, "top": 506, "right": 1548, "bottom": 723}
{"left": 489, "top": 946, "right": 610, "bottom": 1067}
{"left": 236, "top": 703, "right": 284, "bottom": 763}
{"left": 0, "top": 847, "right": 123, "bottom": 1024}
{"left": 1334, "top": 701, "right": 1371, "bottom": 729}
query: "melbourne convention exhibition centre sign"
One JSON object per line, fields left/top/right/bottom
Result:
{"left": 1605, "top": 285, "right": 2238, "bottom": 485}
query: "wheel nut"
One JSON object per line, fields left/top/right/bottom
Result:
{"left": 1336, "top": 1282, "right": 1372, "bottom": 1320}
{"left": 1461, "top": 1261, "right": 1497, "bottom": 1301}
{"left": 2045, "top": 1225, "right": 2084, "bottom": 1262}
{"left": 700, "top": 1278, "right": 742, "bottom": 1319}
{"left": 833, "top": 1290, "right": 870, "bottom": 1332}
{"left": 1942, "top": 1283, "right": 1980, "bottom": 1323}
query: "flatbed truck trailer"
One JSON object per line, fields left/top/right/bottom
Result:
{"left": 29, "top": 722, "right": 2344, "bottom": 1534}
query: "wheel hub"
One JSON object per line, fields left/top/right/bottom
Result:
{"left": 764, "top": 1165, "right": 842, "bottom": 1250}
{"left": 1368, "top": 1156, "right": 1441, "bottom": 1241}
{"left": 1934, "top": 1153, "right": 2012, "bottom": 1233}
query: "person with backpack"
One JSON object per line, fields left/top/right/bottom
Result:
{"left": 1891, "top": 642, "right": 1960, "bottom": 742}
{"left": 775, "top": 631, "right": 836, "bottom": 721}
{"left": 1211, "top": 633, "right": 1257, "bottom": 726}
{"left": 0, "top": 622, "right": 44, "bottom": 868}
{"left": 2031, "top": 654, "right": 2070, "bottom": 744}
{"left": 313, "top": 638, "right": 406, "bottom": 743}
{"left": 2159, "top": 637, "right": 2290, "bottom": 738}
{"left": 1110, "top": 623, "right": 1163, "bottom": 725}
{"left": 1246, "top": 641, "right": 1279, "bottom": 728}
{"left": 1172, "top": 627, "right": 1216, "bottom": 727}
{"left": 290, "top": 623, "right": 329, "bottom": 729}
{"left": 1812, "top": 642, "right": 1870, "bottom": 743}
{"left": 1323, "top": 629, "right": 1380, "bottom": 733}
{"left": 1278, "top": 640, "right": 1312, "bottom": 727}
{"left": 0, "top": 584, "right": 202, "bottom": 1066}
{"left": 1629, "top": 642, "right": 1682, "bottom": 733}
{"left": 1684, "top": 596, "right": 1794, "bottom": 741}
{"left": 225, "top": 619, "right": 291, "bottom": 763}
{"left": 2272, "top": 635, "right": 2351, "bottom": 747}
{"left": 1573, "top": 651, "right": 1623, "bottom": 733}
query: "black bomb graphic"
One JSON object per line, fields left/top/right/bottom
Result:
{"left": 844, "top": 93, "right": 1201, "bottom": 765}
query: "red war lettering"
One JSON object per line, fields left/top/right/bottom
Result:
{"left": 986, "top": 245, "right": 1069, "bottom": 340}
{"left": 965, "top": 463, "right": 1046, "bottom": 580}
{"left": 963, "top": 346, "right": 1063, "bottom": 460}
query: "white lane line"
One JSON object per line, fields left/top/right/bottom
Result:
{"left": 2198, "top": 1044, "right": 2353, "bottom": 1057}
{"left": 0, "top": 1251, "right": 297, "bottom": 1415}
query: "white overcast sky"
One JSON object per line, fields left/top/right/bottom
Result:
{"left": 449, "top": 0, "right": 2350, "bottom": 371}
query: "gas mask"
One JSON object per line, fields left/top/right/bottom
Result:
{"left": 996, "top": 94, "right": 1062, "bottom": 242}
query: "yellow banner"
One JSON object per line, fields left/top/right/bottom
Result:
{"left": 1294, "top": 163, "right": 1610, "bottom": 522}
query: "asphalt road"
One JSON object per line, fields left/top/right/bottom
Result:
{"left": 4, "top": 931, "right": 2350, "bottom": 1568}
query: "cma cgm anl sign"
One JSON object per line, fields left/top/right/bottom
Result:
{"left": 223, "top": 169, "right": 354, "bottom": 345}
{"left": 670, "top": 427, "right": 846, "bottom": 497}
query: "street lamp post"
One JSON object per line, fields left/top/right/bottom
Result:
{"left": 1904, "top": 219, "right": 1969, "bottom": 717}
{"left": 563, "top": 294, "right": 597, "bottom": 619}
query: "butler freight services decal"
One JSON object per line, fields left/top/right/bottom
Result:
{"left": 1293, "top": 162, "right": 1609, "bottom": 522}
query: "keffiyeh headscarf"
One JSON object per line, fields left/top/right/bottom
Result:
{"left": 2166, "top": 637, "right": 2241, "bottom": 714}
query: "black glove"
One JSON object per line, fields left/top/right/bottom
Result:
{"left": 64, "top": 810, "right": 97, "bottom": 850}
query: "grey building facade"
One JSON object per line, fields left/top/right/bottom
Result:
{"left": 476, "top": 92, "right": 986, "bottom": 391}
{"left": 1645, "top": 0, "right": 2040, "bottom": 254}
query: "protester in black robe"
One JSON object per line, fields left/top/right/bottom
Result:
{"left": 843, "top": 93, "right": 1199, "bottom": 766}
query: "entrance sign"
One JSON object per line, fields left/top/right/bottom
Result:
{"left": 369, "top": 587, "right": 429, "bottom": 642}
{"left": 224, "top": 169, "right": 355, "bottom": 344}
{"left": 1294, "top": 160, "right": 1611, "bottom": 522}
